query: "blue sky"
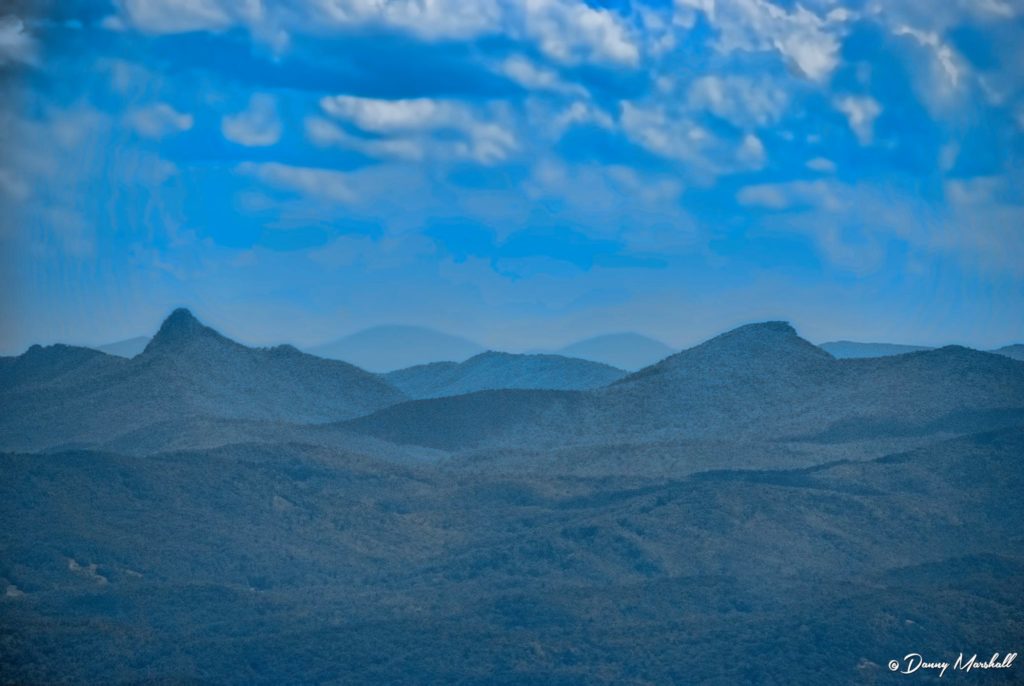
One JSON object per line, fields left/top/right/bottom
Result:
{"left": 0, "top": 0, "right": 1022, "bottom": 353}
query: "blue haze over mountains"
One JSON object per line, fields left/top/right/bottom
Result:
{"left": 3, "top": 308, "right": 1024, "bottom": 683}
{"left": 4, "top": 0, "right": 1023, "bottom": 679}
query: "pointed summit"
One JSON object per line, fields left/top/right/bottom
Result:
{"left": 621, "top": 320, "right": 829, "bottom": 384}
{"left": 692, "top": 321, "right": 824, "bottom": 356}
{"left": 145, "top": 308, "right": 224, "bottom": 352}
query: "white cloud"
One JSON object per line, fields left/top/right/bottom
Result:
{"left": 523, "top": 158, "right": 695, "bottom": 250}
{"left": 737, "top": 180, "right": 839, "bottom": 210}
{"left": 237, "top": 161, "right": 355, "bottom": 204}
{"left": 0, "top": 14, "right": 36, "bottom": 66}
{"left": 110, "top": 0, "right": 261, "bottom": 34}
{"left": 522, "top": 0, "right": 639, "bottom": 66}
{"left": 806, "top": 157, "right": 836, "bottom": 173}
{"left": 944, "top": 176, "right": 1004, "bottom": 207}
{"left": 833, "top": 95, "right": 881, "bottom": 145}
{"left": 620, "top": 101, "right": 702, "bottom": 161}
{"left": 317, "top": 95, "right": 516, "bottom": 164}
{"left": 736, "top": 179, "right": 909, "bottom": 274}
{"left": 674, "top": 0, "right": 716, "bottom": 28}
{"left": 687, "top": 75, "right": 789, "bottom": 128}
{"left": 894, "top": 25, "right": 961, "bottom": 87}
{"left": 496, "top": 54, "right": 587, "bottom": 96}
{"left": 536, "top": 100, "right": 614, "bottom": 138}
{"left": 306, "top": 117, "right": 425, "bottom": 160}
{"left": 302, "top": 0, "right": 501, "bottom": 40}
{"left": 619, "top": 100, "right": 766, "bottom": 178}
{"left": 321, "top": 95, "right": 462, "bottom": 133}
{"left": 222, "top": 93, "right": 282, "bottom": 146}
{"left": 737, "top": 133, "right": 766, "bottom": 169}
{"left": 126, "top": 103, "right": 194, "bottom": 138}
{"left": 681, "top": 0, "right": 844, "bottom": 82}
{"left": 107, "top": 0, "right": 639, "bottom": 67}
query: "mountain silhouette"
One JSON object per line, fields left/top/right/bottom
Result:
{"left": 551, "top": 332, "right": 674, "bottom": 370}
{"left": 94, "top": 336, "right": 150, "bottom": 358}
{"left": 3, "top": 312, "right": 1024, "bottom": 685}
{"left": 385, "top": 351, "right": 625, "bottom": 399}
{"left": 819, "top": 340, "right": 933, "bottom": 358}
{"left": 307, "top": 325, "right": 485, "bottom": 372}
{"left": 993, "top": 343, "right": 1024, "bottom": 361}
{"left": 346, "top": 322, "right": 1024, "bottom": 451}
{"left": 0, "top": 309, "right": 405, "bottom": 452}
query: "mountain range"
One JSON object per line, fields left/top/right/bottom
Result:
{"left": 92, "top": 328, "right": 677, "bottom": 371}
{"left": 7, "top": 312, "right": 1024, "bottom": 460}
{"left": 346, "top": 321, "right": 1024, "bottom": 453}
{"left": 4, "top": 308, "right": 1023, "bottom": 684}
{"left": 384, "top": 351, "right": 625, "bottom": 399}
{"left": 0, "top": 309, "right": 405, "bottom": 453}
{"left": 306, "top": 325, "right": 486, "bottom": 372}
{"left": 542, "top": 332, "right": 676, "bottom": 370}
{"left": 91, "top": 328, "right": 1024, "bottom": 368}
{"left": 818, "top": 340, "right": 934, "bottom": 358}
{"left": 821, "top": 339, "right": 1024, "bottom": 360}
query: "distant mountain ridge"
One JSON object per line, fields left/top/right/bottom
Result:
{"left": 0, "top": 309, "right": 406, "bottom": 452}
{"left": 548, "top": 332, "right": 675, "bottom": 371}
{"left": 346, "top": 321, "right": 1024, "bottom": 451}
{"left": 7, "top": 312, "right": 1024, "bottom": 457}
{"left": 820, "top": 339, "right": 1024, "bottom": 362}
{"left": 307, "top": 325, "right": 485, "bottom": 372}
{"left": 819, "top": 340, "right": 933, "bottom": 358}
{"left": 385, "top": 351, "right": 626, "bottom": 399}
{"left": 95, "top": 336, "right": 150, "bottom": 358}
{"left": 994, "top": 344, "right": 1024, "bottom": 362}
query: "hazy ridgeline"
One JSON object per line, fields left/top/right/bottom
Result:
{"left": 2, "top": 309, "right": 1022, "bottom": 684}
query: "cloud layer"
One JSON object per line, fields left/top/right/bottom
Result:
{"left": 0, "top": 0, "right": 1022, "bottom": 351}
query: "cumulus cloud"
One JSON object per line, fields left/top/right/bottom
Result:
{"left": 237, "top": 161, "right": 355, "bottom": 204}
{"left": 687, "top": 75, "right": 789, "bottom": 128}
{"left": 316, "top": 95, "right": 517, "bottom": 164}
{"left": 496, "top": 54, "right": 587, "bottom": 96}
{"left": 552, "top": 101, "right": 614, "bottom": 134}
{"left": 222, "top": 94, "right": 282, "bottom": 147}
{"left": 301, "top": 0, "right": 501, "bottom": 40}
{"left": 833, "top": 95, "right": 881, "bottom": 145}
{"left": 894, "top": 25, "right": 962, "bottom": 87}
{"left": 737, "top": 133, "right": 766, "bottom": 169}
{"left": 305, "top": 117, "right": 426, "bottom": 160}
{"left": 619, "top": 101, "right": 767, "bottom": 178}
{"left": 806, "top": 157, "right": 836, "bottom": 173}
{"left": 681, "top": 0, "right": 844, "bottom": 82}
{"left": 521, "top": 0, "right": 639, "bottom": 66}
{"left": 126, "top": 103, "right": 193, "bottom": 138}
{"left": 737, "top": 179, "right": 839, "bottom": 210}
{"left": 106, "top": 0, "right": 639, "bottom": 67}
{"left": 736, "top": 179, "right": 920, "bottom": 273}
{"left": 522, "top": 159, "right": 695, "bottom": 250}
{"left": 108, "top": 0, "right": 260, "bottom": 34}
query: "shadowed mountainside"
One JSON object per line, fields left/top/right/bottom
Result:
{"left": 3, "top": 310, "right": 1024, "bottom": 683}
{"left": 384, "top": 351, "right": 625, "bottom": 399}
{"left": 346, "top": 322, "right": 1024, "bottom": 451}
{"left": 0, "top": 309, "right": 406, "bottom": 453}
{"left": 1, "top": 429, "right": 1021, "bottom": 684}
